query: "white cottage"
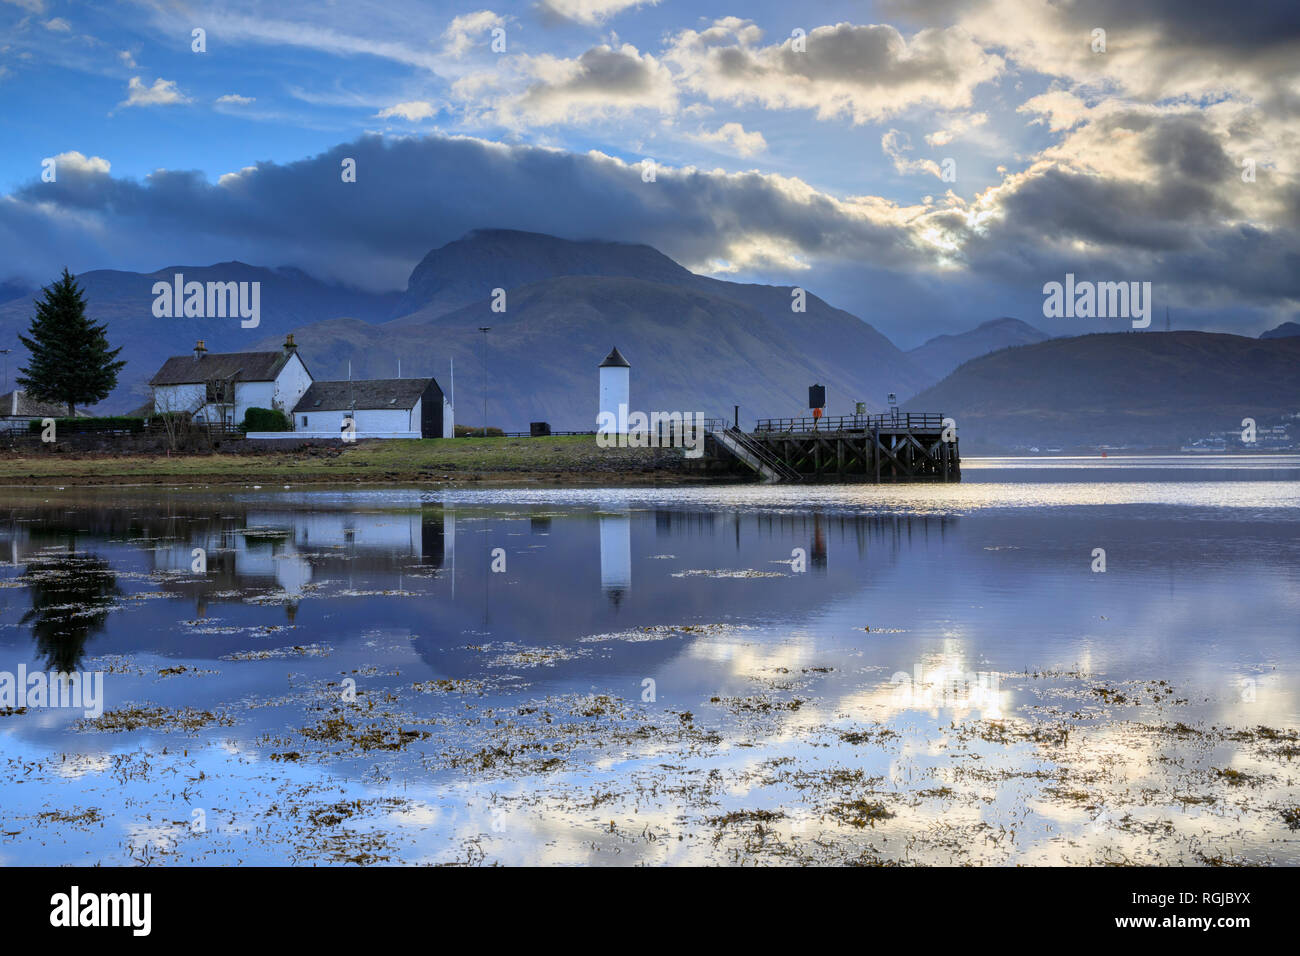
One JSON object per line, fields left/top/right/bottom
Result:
{"left": 149, "top": 337, "right": 313, "bottom": 426}
{"left": 0, "top": 390, "right": 79, "bottom": 432}
{"left": 291, "top": 377, "right": 452, "bottom": 439}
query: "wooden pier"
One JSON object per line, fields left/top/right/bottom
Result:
{"left": 705, "top": 413, "right": 959, "bottom": 484}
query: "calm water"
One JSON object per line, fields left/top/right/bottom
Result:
{"left": 2, "top": 457, "right": 1298, "bottom": 865}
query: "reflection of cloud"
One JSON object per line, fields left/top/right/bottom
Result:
{"left": 885, "top": 658, "right": 1006, "bottom": 720}
{"left": 50, "top": 753, "right": 113, "bottom": 779}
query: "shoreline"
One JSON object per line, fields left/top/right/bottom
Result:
{"left": 0, "top": 471, "right": 728, "bottom": 488}
{"left": 0, "top": 435, "right": 736, "bottom": 488}
{"left": 6, "top": 441, "right": 1294, "bottom": 489}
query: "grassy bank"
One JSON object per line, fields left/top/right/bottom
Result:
{"left": 0, "top": 436, "right": 710, "bottom": 486}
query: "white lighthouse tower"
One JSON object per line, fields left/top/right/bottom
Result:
{"left": 598, "top": 346, "right": 630, "bottom": 431}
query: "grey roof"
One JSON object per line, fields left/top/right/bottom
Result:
{"left": 150, "top": 350, "right": 295, "bottom": 386}
{"left": 0, "top": 390, "right": 79, "bottom": 418}
{"left": 294, "top": 378, "right": 433, "bottom": 413}
{"left": 599, "top": 346, "right": 630, "bottom": 368}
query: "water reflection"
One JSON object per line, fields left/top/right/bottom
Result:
{"left": 599, "top": 511, "right": 631, "bottom": 604}
{"left": 0, "top": 481, "right": 1297, "bottom": 865}
{"left": 19, "top": 549, "right": 121, "bottom": 673}
{"left": 0, "top": 495, "right": 972, "bottom": 680}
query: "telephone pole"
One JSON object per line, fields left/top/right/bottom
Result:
{"left": 478, "top": 327, "right": 491, "bottom": 437}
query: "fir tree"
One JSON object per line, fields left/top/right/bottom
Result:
{"left": 16, "top": 269, "right": 125, "bottom": 416}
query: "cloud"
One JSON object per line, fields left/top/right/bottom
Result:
{"left": 488, "top": 43, "right": 677, "bottom": 127}
{"left": 216, "top": 93, "right": 255, "bottom": 106}
{"left": 949, "top": 0, "right": 1300, "bottom": 110}
{"left": 133, "top": 6, "right": 453, "bottom": 74}
{"left": 1, "top": 114, "right": 1294, "bottom": 334}
{"left": 441, "top": 10, "right": 504, "bottom": 58}
{"left": 665, "top": 18, "right": 1005, "bottom": 125}
{"left": 922, "top": 101, "right": 1300, "bottom": 310}
{"left": 882, "top": 129, "right": 942, "bottom": 178}
{"left": 1017, "top": 91, "right": 1091, "bottom": 133}
{"left": 925, "top": 111, "right": 987, "bottom": 146}
{"left": 0, "top": 133, "right": 925, "bottom": 293}
{"left": 47, "top": 150, "right": 111, "bottom": 176}
{"left": 686, "top": 122, "right": 767, "bottom": 157}
{"left": 42, "top": 16, "right": 70, "bottom": 32}
{"left": 376, "top": 100, "right": 437, "bottom": 121}
{"left": 118, "top": 50, "right": 137, "bottom": 69}
{"left": 536, "top": 0, "right": 658, "bottom": 26}
{"left": 120, "top": 76, "right": 190, "bottom": 108}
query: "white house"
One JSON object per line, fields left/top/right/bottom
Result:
{"left": 0, "top": 389, "right": 79, "bottom": 432}
{"left": 149, "top": 336, "right": 313, "bottom": 426}
{"left": 291, "top": 377, "right": 451, "bottom": 439}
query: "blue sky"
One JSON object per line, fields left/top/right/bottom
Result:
{"left": 2, "top": 0, "right": 1297, "bottom": 344}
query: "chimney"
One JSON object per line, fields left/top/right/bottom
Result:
{"left": 194, "top": 340, "right": 207, "bottom": 360}
{"left": 284, "top": 333, "right": 297, "bottom": 353}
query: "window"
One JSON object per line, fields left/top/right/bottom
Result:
{"left": 302, "top": 416, "right": 308, "bottom": 426}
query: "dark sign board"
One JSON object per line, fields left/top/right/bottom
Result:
{"left": 808, "top": 384, "right": 826, "bottom": 409}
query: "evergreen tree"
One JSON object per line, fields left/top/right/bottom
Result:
{"left": 16, "top": 269, "right": 125, "bottom": 416}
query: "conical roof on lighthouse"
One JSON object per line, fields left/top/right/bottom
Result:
{"left": 599, "top": 346, "right": 630, "bottom": 368}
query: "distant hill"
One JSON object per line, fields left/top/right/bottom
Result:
{"left": 0, "top": 264, "right": 400, "bottom": 410}
{"left": 262, "top": 268, "right": 929, "bottom": 431}
{"left": 0, "top": 232, "right": 929, "bottom": 420}
{"left": 1260, "top": 321, "right": 1300, "bottom": 339}
{"left": 0, "top": 280, "right": 32, "bottom": 307}
{"left": 906, "top": 317, "right": 1049, "bottom": 384}
{"left": 907, "top": 331, "right": 1300, "bottom": 451}
{"left": 254, "top": 229, "right": 930, "bottom": 430}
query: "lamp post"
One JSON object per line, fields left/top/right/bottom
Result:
{"left": 478, "top": 326, "right": 491, "bottom": 438}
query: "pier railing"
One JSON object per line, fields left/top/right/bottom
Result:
{"left": 754, "top": 412, "right": 947, "bottom": 434}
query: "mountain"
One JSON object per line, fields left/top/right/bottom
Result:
{"left": 262, "top": 271, "right": 928, "bottom": 431}
{"left": 389, "top": 229, "right": 924, "bottom": 408}
{"left": 0, "top": 231, "right": 929, "bottom": 421}
{"left": 391, "top": 228, "right": 694, "bottom": 321}
{"left": 257, "top": 229, "right": 930, "bottom": 430}
{"left": 908, "top": 331, "right": 1300, "bottom": 451}
{"left": 0, "top": 264, "right": 399, "bottom": 410}
{"left": 0, "top": 280, "right": 33, "bottom": 306}
{"left": 1260, "top": 321, "right": 1300, "bottom": 339}
{"left": 906, "top": 317, "right": 1049, "bottom": 384}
